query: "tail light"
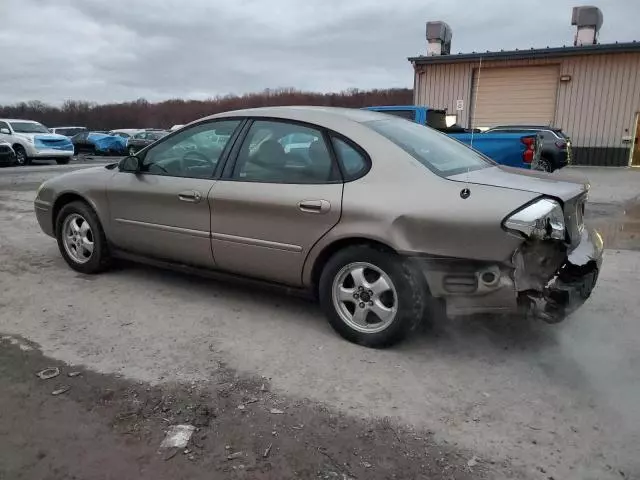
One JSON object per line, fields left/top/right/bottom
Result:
{"left": 521, "top": 136, "right": 535, "bottom": 164}
{"left": 555, "top": 141, "right": 567, "bottom": 149}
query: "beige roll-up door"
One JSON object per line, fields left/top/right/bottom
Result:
{"left": 470, "top": 65, "right": 559, "bottom": 128}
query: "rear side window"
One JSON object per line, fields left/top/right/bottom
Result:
{"left": 331, "top": 137, "right": 369, "bottom": 181}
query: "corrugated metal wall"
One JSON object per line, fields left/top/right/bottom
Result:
{"left": 413, "top": 53, "right": 640, "bottom": 165}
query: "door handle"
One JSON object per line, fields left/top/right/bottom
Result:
{"left": 178, "top": 190, "right": 203, "bottom": 203}
{"left": 298, "top": 200, "right": 330, "bottom": 214}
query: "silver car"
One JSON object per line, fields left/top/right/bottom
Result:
{"left": 34, "top": 107, "right": 603, "bottom": 347}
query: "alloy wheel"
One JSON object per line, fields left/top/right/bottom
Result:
{"left": 62, "top": 213, "right": 94, "bottom": 264}
{"left": 331, "top": 262, "right": 398, "bottom": 333}
{"left": 15, "top": 148, "right": 26, "bottom": 166}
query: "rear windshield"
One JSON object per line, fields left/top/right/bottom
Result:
{"left": 364, "top": 118, "right": 493, "bottom": 177}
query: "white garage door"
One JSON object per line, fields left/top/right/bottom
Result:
{"left": 470, "top": 65, "right": 559, "bottom": 128}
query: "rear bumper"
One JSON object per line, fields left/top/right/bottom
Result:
{"left": 411, "top": 227, "right": 603, "bottom": 321}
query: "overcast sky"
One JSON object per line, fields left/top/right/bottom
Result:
{"left": 1, "top": 0, "right": 638, "bottom": 105}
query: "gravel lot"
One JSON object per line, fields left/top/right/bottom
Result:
{"left": 0, "top": 164, "right": 639, "bottom": 479}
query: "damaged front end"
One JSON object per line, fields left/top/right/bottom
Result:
{"left": 508, "top": 196, "right": 603, "bottom": 323}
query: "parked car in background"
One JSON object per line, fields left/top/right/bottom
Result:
{"left": 71, "top": 131, "right": 127, "bottom": 156}
{"left": 49, "top": 126, "right": 87, "bottom": 137}
{"left": 0, "top": 119, "right": 74, "bottom": 165}
{"left": 108, "top": 129, "right": 142, "bottom": 139}
{"left": 126, "top": 130, "right": 169, "bottom": 156}
{"left": 0, "top": 140, "right": 16, "bottom": 166}
{"left": 364, "top": 106, "right": 540, "bottom": 170}
{"left": 484, "top": 125, "right": 572, "bottom": 172}
{"left": 34, "top": 106, "right": 602, "bottom": 348}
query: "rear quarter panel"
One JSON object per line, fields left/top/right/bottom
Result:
{"left": 302, "top": 130, "right": 539, "bottom": 286}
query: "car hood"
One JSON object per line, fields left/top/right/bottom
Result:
{"left": 448, "top": 166, "right": 588, "bottom": 202}
{"left": 15, "top": 132, "right": 71, "bottom": 142}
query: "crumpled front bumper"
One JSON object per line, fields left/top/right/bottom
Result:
{"left": 524, "top": 227, "right": 603, "bottom": 323}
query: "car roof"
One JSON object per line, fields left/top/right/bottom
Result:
{"left": 0, "top": 118, "right": 41, "bottom": 123}
{"left": 110, "top": 128, "right": 142, "bottom": 133}
{"left": 204, "top": 106, "right": 396, "bottom": 127}
{"left": 489, "top": 125, "right": 563, "bottom": 130}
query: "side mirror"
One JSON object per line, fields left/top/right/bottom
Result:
{"left": 120, "top": 155, "right": 142, "bottom": 173}
{"left": 0, "top": 128, "right": 10, "bottom": 135}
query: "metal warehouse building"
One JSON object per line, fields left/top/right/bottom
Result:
{"left": 409, "top": 6, "right": 640, "bottom": 167}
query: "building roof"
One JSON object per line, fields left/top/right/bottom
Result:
{"left": 409, "top": 41, "right": 640, "bottom": 65}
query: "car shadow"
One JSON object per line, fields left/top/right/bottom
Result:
{"left": 114, "top": 259, "right": 560, "bottom": 352}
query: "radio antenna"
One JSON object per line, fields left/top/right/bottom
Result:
{"left": 469, "top": 56, "right": 482, "bottom": 150}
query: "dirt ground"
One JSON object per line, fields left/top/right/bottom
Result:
{"left": 0, "top": 335, "right": 513, "bottom": 480}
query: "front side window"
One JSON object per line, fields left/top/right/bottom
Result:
{"left": 232, "top": 120, "right": 337, "bottom": 184}
{"left": 141, "top": 120, "right": 241, "bottom": 178}
{"left": 365, "top": 117, "right": 493, "bottom": 177}
{"left": 133, "top": 132, "right": 147, "bottom": 140}
{"left": 0, "top": 121, "right": 10, "bottom": 131}
{"left": 9, "top": 121, "right": 49, "bottom": 134}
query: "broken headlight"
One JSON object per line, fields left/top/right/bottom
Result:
{"left": 503, "top": 198, "right": 565, "bottom": 241}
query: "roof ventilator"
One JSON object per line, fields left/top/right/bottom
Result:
{"left": 571, "top": 6, "right": 603, "bottom": 46}
{"left": 426, "top": 21, "right": 452, "bottom": 56}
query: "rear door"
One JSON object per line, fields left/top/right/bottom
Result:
{"left": 209, "top": 119, "right": 343, "bottom": 286}
{"left": 106, "top": 119, "right": 243, "bottom": 268}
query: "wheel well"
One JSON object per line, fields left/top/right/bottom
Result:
{"left": 310, "top": 238, "right": 396, "bottom": 291}
{"left": 12, "top": 143, "right": 25, "bottom": 152}
{"left": 51, "top": 193, "right": 89, "bottom": 235}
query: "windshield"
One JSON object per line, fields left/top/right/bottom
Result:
{"left": 9, "top": 121, "right": 49, "bottom": 134}
{"left": 365, "top": 118, "right": 493, "bottom": 177}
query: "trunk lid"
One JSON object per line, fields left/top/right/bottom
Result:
{"left": 448, "top": 165, "right": 588, "bottom": 202}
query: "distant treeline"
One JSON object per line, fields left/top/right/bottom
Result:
{"left": 0, "top": 88, "right": 413, "bottom": 130}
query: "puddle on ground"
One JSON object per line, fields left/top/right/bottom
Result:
{"left": 586, "top": 199, "right": 640, "bottom": 251}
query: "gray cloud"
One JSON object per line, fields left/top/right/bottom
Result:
{"left": 1, "top": 0, "right": 638, "bottom": 104}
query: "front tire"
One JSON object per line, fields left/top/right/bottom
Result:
{"left": 318, "top": 246, "right": 429, "bottom": 348}
{"left": 55, "top": 157, "right": 71, "bottom": 165}
{"left": 55, "top": 201, "right": 111, "bottom": 274}
{"left": 128, "top": 146, "right": 136, "bottom": 156}
{"left": 13, "top": 145, "right": 29, "bottom": 166}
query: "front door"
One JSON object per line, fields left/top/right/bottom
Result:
{"left": 210, "top": 119, "right": 343, "bottom": 286}
{"left": 107, "top": 119, "right": 243, "bottom": 268}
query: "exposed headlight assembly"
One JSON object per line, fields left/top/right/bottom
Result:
{"left": 503, "top": 198, "right": 565, "bottom": 241}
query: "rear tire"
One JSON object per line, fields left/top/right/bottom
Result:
{"left": 128, "top": 146, "right": 136, "bottom": 156}
{"left": 55, "top": 201, "right": 111, "bottom": 274}
{"left": 536, "top": 157, "right": 552, "bottom": 172}
{"left": 55, "top": 157, "right": 71, "bottom": 165}
{"left": 318, "top": 246, "right": 429, "bottom": 348}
